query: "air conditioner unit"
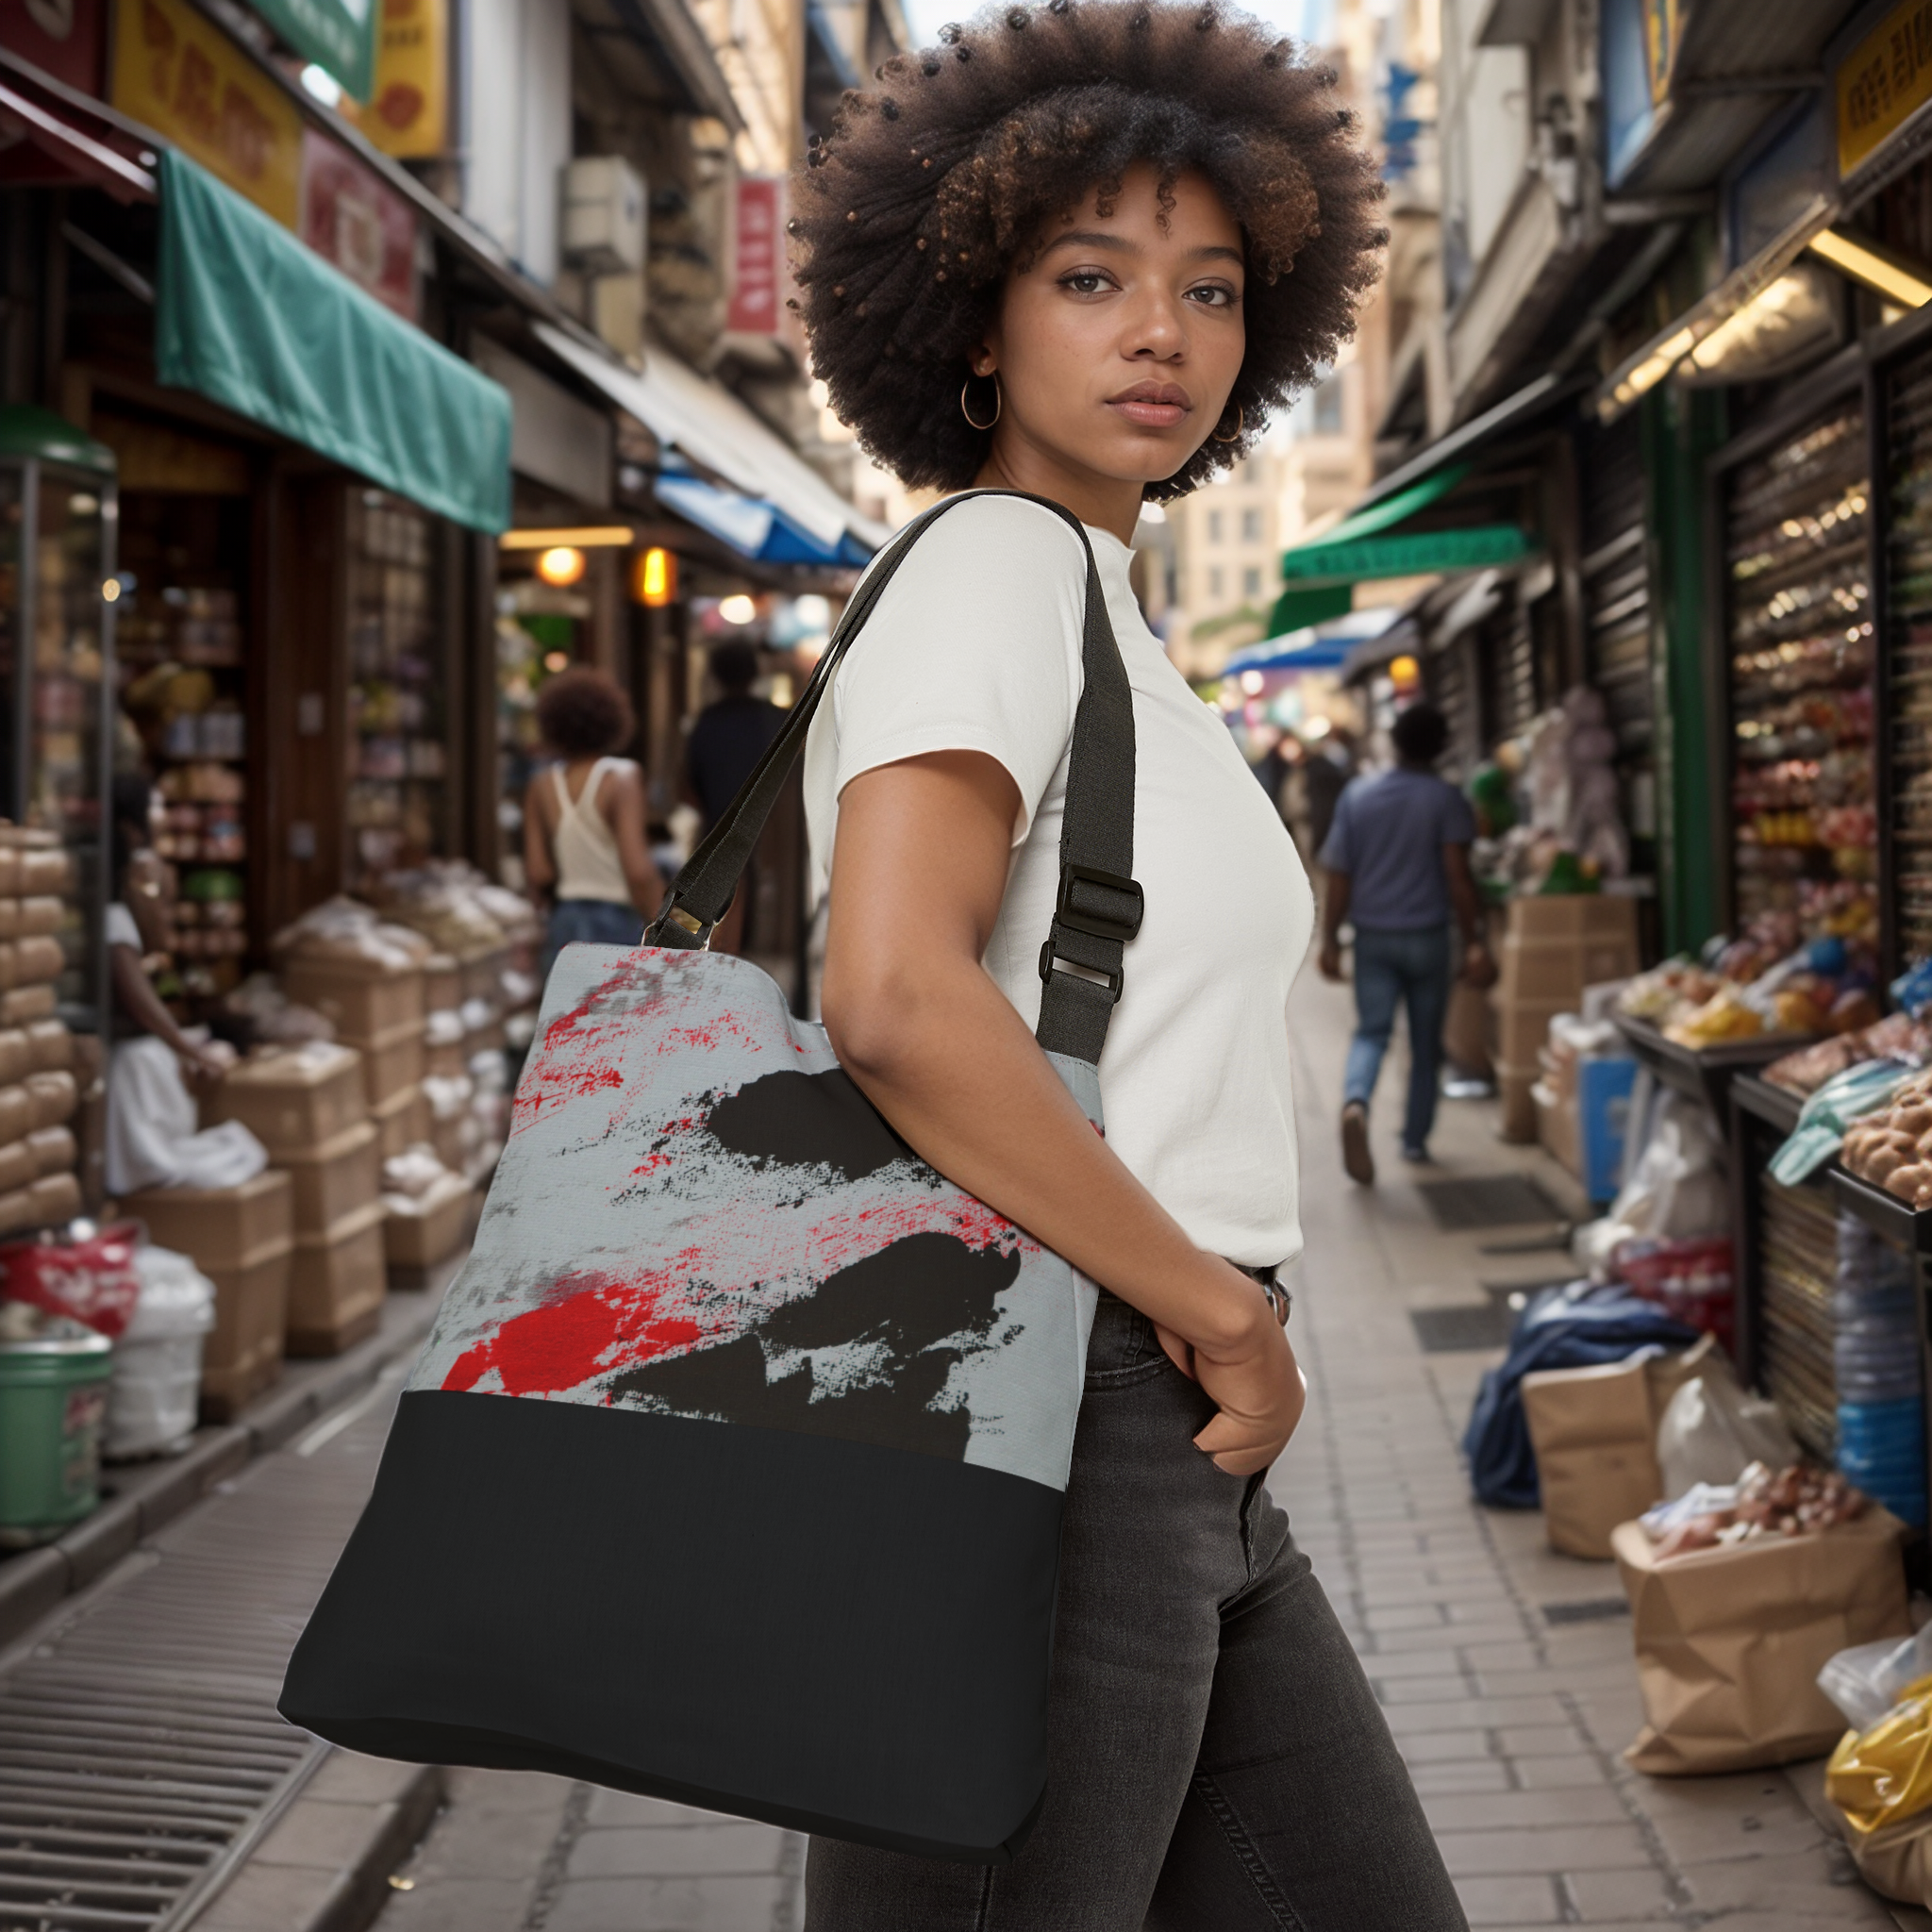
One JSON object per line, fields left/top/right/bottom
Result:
{"left": 562, "top": 156, "right": 646, "bottom": 275}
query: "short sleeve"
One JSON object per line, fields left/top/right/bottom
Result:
{"left": 105, "top": 902, "right": 142, "bottom": 950}
{"left": 1318, "top": 785, "right": 1356, "bottom": 872}
{"left": 1440, "top": 785, "right": 1477, "bottom": 844}
{"left": 828, "top": 497, "right": 1087, "bottom": 845}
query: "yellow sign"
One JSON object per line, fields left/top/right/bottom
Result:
{"left": 361, "top": 0, "right": 446, "bottom": 158}
{"left": 1644, "top": 0, "right": 1680, "bottom": 106}
{"left": 1840, "top": 0, "right": 1932, "bottom": 179}
{"left": 110, "top": 0, "right": 302, "bottom": 226}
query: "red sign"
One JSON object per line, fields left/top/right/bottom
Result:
{"left": 727, "top": 175, "right": 782, "bottom": 336}
{"left": 300, "top": 125, "right": 416, "bottom": 319}
{"left": 0, "top": 0, "right": 105, "bottom": 95}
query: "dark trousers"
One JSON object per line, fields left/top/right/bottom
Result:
{"left": 1343, "top": 924, "right": 1457, "bottom": 1153}
{"left": 804, "top": 1295, "right": 1467, "bottom": 1931}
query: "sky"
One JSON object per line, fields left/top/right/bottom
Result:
{"left": 899, "top": 0, "right": 1332, "bottom": 53}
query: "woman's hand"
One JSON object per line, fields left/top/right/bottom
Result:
{"left": 1154, "top": 1273, "right": 1307, "bottom": 1474}
{"left": 175, "top": 1042, "right": 227, "bottom": 1094}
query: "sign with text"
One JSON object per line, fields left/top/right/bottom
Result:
{"left": 299, "top": 125, "right": 416, "bottom": 318}
{"left": 245, "top": 0, "right": 375, "bottom": 102}
{"left": 726, "top": 175, "right": 783, "bottom": 336}
{"left": 1840, "top": 0, "right": 1932, "bottom": 179}
{"left": 110, "top": 0, "right": 303, "bottom": 225}
{"left": 360, "top": 0, "right": 445, "bottom": 158}
{"left": 0, "top": 0, "right": 106, "bottom": 94}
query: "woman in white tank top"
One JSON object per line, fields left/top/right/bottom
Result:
{"left": 524, "top": 667, "right": 663, "bottom": 979}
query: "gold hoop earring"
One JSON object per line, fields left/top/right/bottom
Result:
{"left": 960, "top": 373, "right": 1001, "bottom": 432}
{"left": 1212, "top": 403, "right": 1243, "bottom": 444}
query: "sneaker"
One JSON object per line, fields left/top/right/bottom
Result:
{"left": 1400, "top": 1141, "right": 1431, "bottom": 1164}
{"left": 1341, "top": 1103, "right": 1374, "bottom": 1186}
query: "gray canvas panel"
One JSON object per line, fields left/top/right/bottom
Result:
{"left": 409, "top": 942, "right": 1097, "bottom": 1493}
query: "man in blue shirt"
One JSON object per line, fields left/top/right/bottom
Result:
{"left": 1318, "top": 703, "right": 1494, "bottom": 1183}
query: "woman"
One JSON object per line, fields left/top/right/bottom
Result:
{"left": 523, "top": 667, "right": 663, "bottom": 978}
{"left": 792, "top": 5, "right": 1465, "bottom": 1926}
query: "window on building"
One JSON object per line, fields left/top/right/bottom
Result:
{"left": 1208, "top": 566, "right": 1224, "bottom": 599}
{"left": 1207, "top": 508, "right": 1224, "bottom": 543}
{"left": 1242, "top": 566, "right": 1262, "bottom": 600}
{"left": 1313, "top": 375, "right": 1344, "bottom": 435}
{"left": 1241, "top": 508, "right": 1262, "bottom": 543}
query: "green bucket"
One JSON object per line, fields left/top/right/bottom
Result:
{"left": 0, "top": 1326, "right": 113, "bottom": 1547}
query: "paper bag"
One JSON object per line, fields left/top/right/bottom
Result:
{"left": 1613, "top": 1509, "right": 1910, "bottom": 1774}
{"left": 1521, "top": 1340, "right": 1717, "bottom": 1559}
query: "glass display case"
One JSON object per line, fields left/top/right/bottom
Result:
{"left": 0, "top": 409, "right": 115, "bottom": 1034}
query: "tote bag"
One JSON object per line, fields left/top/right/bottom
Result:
{"left": 279, "top": 491, "right": 1144, "bottom": 1863}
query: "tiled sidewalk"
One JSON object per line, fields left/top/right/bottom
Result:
{"left": 1280, "top": 971, "right": 1911, "bottom": 1930}
{"left": 372, "top": 971, "right": 1918, "bottom": 1930}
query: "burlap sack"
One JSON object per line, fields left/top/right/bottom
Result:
{"left": 1612, "top": 1510, "right": 1910, "bottom": 1774}
{"left": 1523, "top": 1341, "right": 1717, "bottom": 1560}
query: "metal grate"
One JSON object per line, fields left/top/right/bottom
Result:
{"left": 1417, "top": 1174, "right": 1566, "bottom": 1231}
{"left": 1409, "top": 1304, "right": 1515, "bottom": 1354}
{"left": 0, "top": 1374, "right": 404, "bottom": 1929}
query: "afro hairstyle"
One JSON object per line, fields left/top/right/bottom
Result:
{"left": 536, "top": 666, "right": 636, "bottom": 760}
{"left": 789, "top": 0, "right": 1386, "bottom": 500}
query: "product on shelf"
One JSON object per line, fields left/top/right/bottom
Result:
{"left": 1840, "top": 1071, "right": 1932, "bottom": 1206}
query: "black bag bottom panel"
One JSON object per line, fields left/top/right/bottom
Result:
{"left": 280, "top": 1389, "right": 1063, "bottom": 1864}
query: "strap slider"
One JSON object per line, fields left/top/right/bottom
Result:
{"left": 1039, "top": 938, "right": 1124, "bottom": 1003}
{"left": 1055, "top": 864, "right": 1144, "bottom": 943}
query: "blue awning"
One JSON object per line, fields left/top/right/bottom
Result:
{"left": 655, "top": 465, "right": 873, "bottom": 568}
{"left": 1225, "top": 608, "right": 1401, "bottom": 676}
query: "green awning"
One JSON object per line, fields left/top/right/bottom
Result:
{"left": 156, "top": 152, "right": 511, "bottom": 534}
{"left": 1295, "top": 463, "right": 1470, "bottom": 553}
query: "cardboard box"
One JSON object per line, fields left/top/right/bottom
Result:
{"left": 1506, "top": 894, "right": 1641, "bottom": 943}
{"left": 1498, "top": 1060, "right": 1539, "bottom": 1143}
{"left": 1614, "top": 1508, "right": 1910, "bottom": 1774}
{"left": 4, "top": 984, "right": 56, "bottom": 1025}
{"left": 1535, "top": 1080, "right": 1580, "bottom": 1181}
{"left": 338, "top": 1021, "right": 425, "bottom": 1109}
{"left": 373, "top": 1083, "right": 431, "bottom": 1160}
{"left": 207, "top": 1043, "right": 367, "bottom": 1153}
{"left": 281, "top": 956, "right": 425, "bottom": 1041}
{"left": 1495, "top": 998, "right": 1569, "bottom": 1068}
{"left": 425, "top": 954, "right": 461, "bottom": 1013}
{"left": 280, "top": 1119, "right": 381, "bottom": 1236}
{"left": 24, "top": 1018, "right": 69, "bottom": 1072}
{"left": 384, "top": 1170, "right": 476, "bottom": 1271}
{"left": 1498, "top": 935, "right": 1641, "bottom": 1006}
{"left": 286, "top": 1197, "right": 387, "bottom": 1356}
{"left": 460, "top": 948, "right": 509, "bottom": 1010}
{"left": 425, "top": 1035, "right": 467, "bottom": 1078}
{"left": 125, "top": 1168, "right": 295, "bottom": 1274}
{"left": 198, "top": 1238, "right": 292, "bottom": 1421}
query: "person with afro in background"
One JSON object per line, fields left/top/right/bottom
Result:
{"left": 524, "top": 667, "right": 664, "bottom": 981}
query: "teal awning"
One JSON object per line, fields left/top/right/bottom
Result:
{"left": 156, "top": 152, "right": 511, "bottom": 533}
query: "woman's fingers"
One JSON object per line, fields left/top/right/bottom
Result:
{"left": 1153, "top": 1321, "right": 1197, "bottom": 1380}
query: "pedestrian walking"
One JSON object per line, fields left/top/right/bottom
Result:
{"left": 1317, "top": 702, "right": 1495, "bottom": 1183}
{"left": 788, "top": 6, "right": 1468, "bottom": 1925}
{"left": 682, "top": 641, "right": 784, "bottom": 956}
{"left": 523, "top": 667, "right": 663, "bottom": 981}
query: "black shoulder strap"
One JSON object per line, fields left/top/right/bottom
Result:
{"left": 645, "top": 489, "right": 1142, "bottom": 1067}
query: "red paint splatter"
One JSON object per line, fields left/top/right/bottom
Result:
{"left": 443, "top": 1261, "right": 709, "bottom": 1394}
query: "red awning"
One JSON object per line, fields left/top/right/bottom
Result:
{"left": 0, "top": 78, "right": 155, "bottom": 202}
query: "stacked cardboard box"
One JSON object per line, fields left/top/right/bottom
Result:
{"left": 1491, "top": 895, "right": 1641, "bottom": 1142}
{"left": 205, "top": 1042, "right": 387, "bottom": 1356}
{"left": 0, "top": 834, "right": 82, "bottom": 1230}
{"left": 128, "top": 1170, "right": 292, "bottom": 1419}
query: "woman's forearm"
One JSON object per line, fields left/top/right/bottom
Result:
{"left": 828, "top": 954, "right": 1268, "bottom": 1357}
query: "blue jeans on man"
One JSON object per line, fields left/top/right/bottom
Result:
{"left": 1342, "top": 924, "right": 1456, "bottom": 1158}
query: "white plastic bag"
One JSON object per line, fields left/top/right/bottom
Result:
{"left": 1821, "top": 1626, "right": 1932, "bottom": 1731}
{"left": 106, "top": 1245, "right": 215, "bottom": 1459}
{"left": 1657, "top": 1371, "right": 1802, "bottom": 1500}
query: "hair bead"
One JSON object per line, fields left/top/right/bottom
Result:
{"left": 1048, "top": 0, "right": 1069, "bottom": 12}
{"left": 915, "top": 235, "right": 928, "bottom": 250}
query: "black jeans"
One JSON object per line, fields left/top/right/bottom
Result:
{"left": 805, "top": 1294, "right": 1468, "bottom": 1930}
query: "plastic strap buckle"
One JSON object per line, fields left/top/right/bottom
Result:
{"left": 1038, "top": 937, "right": 1123, "bottom": 1003}
{"left": 1054, "top": 863, "right": 1144, "bottom": 943}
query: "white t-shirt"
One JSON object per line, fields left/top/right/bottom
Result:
{"left": 803, "top": 494, "right": 1315, "bottom": 1268}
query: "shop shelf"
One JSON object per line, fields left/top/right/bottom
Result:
{"left": 1732, "top": 1072, "right": 1804, "bottom": 1135}
{"left": 1827, "top": 1163, "right": 1932, "bottom": 1254}
{"left": 1613, "top": 1013, "right": 1811, "bottom": 1123}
